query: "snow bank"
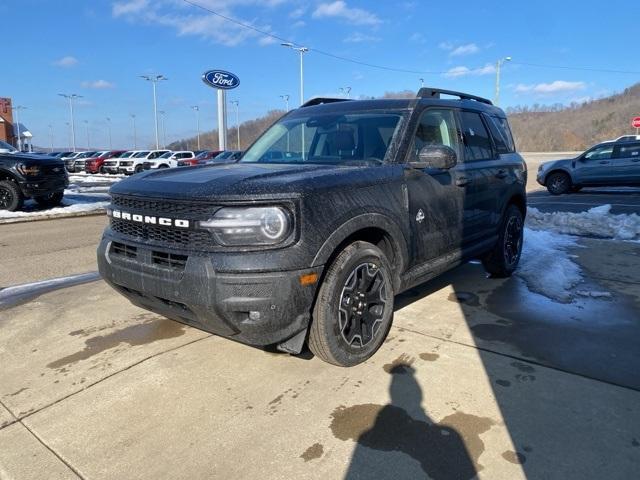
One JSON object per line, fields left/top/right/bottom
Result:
{"left": 526, "top": 205, "right": 640, "bottom": 241}
{"left": 517, "top": 228, "right": 583, "bottom": 302}
{"left": 0, "top": 191, "right": 109, "bottom": 220}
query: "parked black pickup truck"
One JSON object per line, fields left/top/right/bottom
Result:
{"left": 0, "top": 152, "right": 68, "bottom": 211}
{"left": 98, "top": 88, "right": 527, "bottom": 366}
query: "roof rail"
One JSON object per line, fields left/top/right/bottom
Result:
{"left": 417, "top": 87, "right": 493, "bottom": 105}
{"left": 300, "top": 97, "right": 353, "bottom": 108}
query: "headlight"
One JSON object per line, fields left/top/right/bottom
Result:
{"left": 16, "top": 163, "right": 41, "bottom": 176}
{"left": 199, "top": 206, "right": 292, "bottom": 246}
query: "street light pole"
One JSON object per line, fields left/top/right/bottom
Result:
{"left": 106, "top": 117, "right": 112, "bottom": 149}
{"left": 130, "top": 114, "right": 137, "bottom": 149}
{"left": 48, "top": 124, "right": 54, "bottom": 152}
{"left": 281, "top": 43, "right": 309, "bottom": 106}
{"left": 65, "top": 122, "right": 71, "bottom": 150}
{"left": 191, "top": 106, "right": 200, "bottom": 150}
{"left": 494, "top": 56, "right": 512, "bottom": 106}
{"left": 339, "top": 87, "right": 352, "bottom": 99}
{"left": 12, "top": 105, "right": 26, "bottom": 151}
{"left": 58, "top": 94, "right": 82, "bottom": 151}
{"left": 419, "top": 78, "right": 425, "bottom": 88}
{"left": 158, "top": 110, "right": 166, "bottom": 149}
{"left": 84, "top": 120, "right": 90, "bottom": 150}
{"left": 279, "top": 94, "right": 290, "bottom": 112}
{"left": 140, "top": 75, "right": 167, "bottom": 149}
{"left": 230, "top": 100, "right": 240, "bottom": 150}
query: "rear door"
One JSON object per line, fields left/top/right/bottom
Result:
{"left": 404, "top": 108, "right": 465, "bottom": 266}
{"left": 612, "top": 142, "right": 640, "bottom": 184}
{"left": 573, "top": 144, "right": 615, "bottom": 185}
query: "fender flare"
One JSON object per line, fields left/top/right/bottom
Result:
{"left": 311, "top": 212, "right": 409, "bottom": 287}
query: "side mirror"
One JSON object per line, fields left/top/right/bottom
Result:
{"left": 410, "top": 145, "right": 457, "bottom": 170}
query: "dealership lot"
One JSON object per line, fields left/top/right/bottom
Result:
{"left": 1, "top": 154, "right": 640, "bottom": 479}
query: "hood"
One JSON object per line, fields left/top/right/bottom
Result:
{"left": 11, "top": 153, "right": 65, "bottom": 166}
{"left": 539, "top": 157, "right": 575, "bottom": 170}
{"left": 110, "top": 162, "right": 398, "bottom": 200}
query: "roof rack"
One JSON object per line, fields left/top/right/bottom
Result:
{"left": 417, "top": 87, "right": 493, "bottom": 105}
{"left": 300, "top": 97, "right": 353, "bottom": 108}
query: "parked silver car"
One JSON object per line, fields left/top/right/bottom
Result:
{"left": 537, "top": 140, "right": 640, "bottom": 194}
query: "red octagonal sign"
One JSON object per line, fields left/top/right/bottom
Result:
{"left": 633, "top": 117, "right": 640, "bottom": 129}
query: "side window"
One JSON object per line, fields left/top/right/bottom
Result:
{"left": 409, "top": 109, "right": 459, "bottom": 162}
{"left": 485, "top": 114, "right": 515, "bottom": 154}
{"left": 460, "top": 111, "right": 494, "bottom": 161}
{"left": 616, "top": 143, "right": 640, "bottom": 158}
{"left": 584, "top": 145, "right": 614, "bottom": 161}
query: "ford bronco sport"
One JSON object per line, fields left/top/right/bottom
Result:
{"left": 98, "top": 88, "right": 526, "bottom": 367}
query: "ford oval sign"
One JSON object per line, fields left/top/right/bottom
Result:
{"left": 202, "top": 70, "right": 240, "bottom": 90}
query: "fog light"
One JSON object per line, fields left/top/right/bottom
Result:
{"left": 249, "top": 311, "right": 261, "bottom": 321}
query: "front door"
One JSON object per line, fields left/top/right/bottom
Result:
{"left": 404, "top": 108, "right": 466, "bottom": 267}
{"left": 573, "top": 144, "right": 615, "bottom": 185}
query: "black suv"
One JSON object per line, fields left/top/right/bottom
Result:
{"left": 0, "top": 152, "right": 69, "bottom": 211}
{"left": 98, "top": 88, "right": 526, "bottom": 366}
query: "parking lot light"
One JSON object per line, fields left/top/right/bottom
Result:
{"left": 130, "top": 114, "right": 137, "bottom": 149}
{"left": 48, "top": 124, "right": 54, "bottom": 152}
{"left": 495, "top": 56, "right": 512, "bottom": 106}
{"left": 281, "top": 43, "right": 309, "bottom": 106}
{"left": 279, "top": 94, "right": 290, "bottom": 112}
{"left": 12, "top": 105, "right": 26, "bottom": 151}
{"left": 230, "top": 100, "right": 240, "bottom": 150}
{"left": 191, "top": 106, "right": 200, "bottom": 150}
{"left": 84, "top": 120, "right": 90, "bottom": 149}
{"left": 58, "top": 93, "right": 82, "bottom": 151}
{"left": 140, "top": 75, "right": 167, "bottom": 149}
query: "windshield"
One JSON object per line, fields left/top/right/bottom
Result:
{"left": 133, "top": 151, "right": 150, "bottom": 158}
{"left": 196, "top": 151, "right": 213, "bottom": 159}
{"left": 241, "top": 112, "right": 404, "bottom": 165}
{"left": 158, "top": 151, "right": 172, "bottom": 159}
{"left": 79, "top": 151, "right": 96, "bottom": 158}
{"left": 0, "top": 140, "right": 17, "bottom": 152}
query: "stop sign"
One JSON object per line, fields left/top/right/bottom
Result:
{"left": 633, "top": 117, "right": 640, "bottom": 129}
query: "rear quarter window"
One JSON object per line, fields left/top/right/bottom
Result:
{"left": 485, "top": 114, "right": 515, "bottom": 154}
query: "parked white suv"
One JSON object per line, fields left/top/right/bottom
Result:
{"left": 118, "top": 150, "right": 170, "bottom": 175}
{"left": 146, "top": 151, "right": 195, "bottom": 169}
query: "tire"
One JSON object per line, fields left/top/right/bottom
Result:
{"left": 99, "top": 166, "right": 106, "bottom": 174}
{"left": 35, "top": 191, "right": 64, "bottom": 208}
{"left": 546, "top": 172, "right": 571, "bottom": 195}
{"left": 135, "top": 165, "right": 144, "bottom": 174}
{"left": 482, "top": 205, "right": 524, "bottom": 278}
{"left": 0, "top": 180, "right": 23, "bottom": 211}
{"left": 158, "top": 164, "right": 169, "bottom": 169}
{"left": 308, "top": 241, "right": 394, "bottom": 367}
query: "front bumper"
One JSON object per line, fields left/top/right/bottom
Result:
{"left": 20, "top": 175, "right": 68, "bottom": 197}
{"left": 118, "top": 166, "right": 135, "bottom": 174}
{"left": 97, "top": 235, "right": 322, "bottom": 347}
{"left": 536, "top": 171, "right": 546, "bottom": 186}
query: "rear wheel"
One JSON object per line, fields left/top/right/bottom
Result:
{"left": 308, "top": 241, "right": 394, "bottom": 367}
{"left": 482, "top": 205, "right": 524, "bottom": 278}
{"left": 546, "top": 172, "right": 571, "bottom": 195}
{"left": 135, "top": 165, "right": 144, "bottom": 174}
{"left": 35, "top": 191, "right": 64, "bottom": 208}
{"left": 0, "top": 180, "right": 23, "bottom": 211}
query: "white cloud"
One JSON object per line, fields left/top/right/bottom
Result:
{"left": 53, "top": 56, "right": 78, "bottom": 67}
{"left": 444, "top": 63, "right": 495, "bottom": 78}
{"left": 289, "top": 6, "right": 305, "bottom": 18}
{"left": 312, "top": 1, "right": 381, "bottom": 26}
{"left": 410, "top": 32, "right": 426, "bottom": 44}
{"left": 292, "top": 20, "right": 306, "bottom": 28}
{"left": 514, "top": 80, "right": 586, "bottom": 95}
{"left": 343, "top": 32, "right": 380, "bottom": 43}
{"left": 439, "top": 42, "right": 480, "bottom": 56}
{"left": 81, "top": 80, "right": 115, "bottom": 89}
{"left": 112, "top": 0, "right": 284, "bottom": 47}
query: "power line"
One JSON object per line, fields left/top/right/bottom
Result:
{"left": 181, "top": 0, "right": 640, "bottom": 76}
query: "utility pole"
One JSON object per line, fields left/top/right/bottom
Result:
{"left": 191, "top": 105, "right": 200, "bottom": 150}
{"left": 494, "top": 57, "right": 512, "bottom": 106}
{"left": 159, "top": 110, "right": 166, "bottom": 149}
{"left": 84, "top": 120, "right": 90, "bottom": 150}
{"left": 58, "top": 93, "right": 82, "bottom": 151}
{"left": 65, "top": 122, "right": 71, "bottom": 150}
{"left": 130, "top": 114, "right": 137, "bottom": 149}
{"left": 140, "top": 75, "right": 167, "bottom": 149}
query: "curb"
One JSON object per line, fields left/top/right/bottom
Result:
{"left": 0, "top": 208, "right": 107, "bottom": 225}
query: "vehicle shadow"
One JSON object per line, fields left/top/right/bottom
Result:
{"left": 341, "top": 364, "right": 478, "bottom": 480}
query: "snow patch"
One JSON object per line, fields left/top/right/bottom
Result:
{"left": 526, "top": 205, "right": 640, "bottom": 241}
{"left": 517, "top": 228, "right": 583, "bottom": 303}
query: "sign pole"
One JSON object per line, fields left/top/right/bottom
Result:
{"left": 217, "top": 89, "right": 227, "bottom": 151}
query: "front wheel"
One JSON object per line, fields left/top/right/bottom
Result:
{"left": 482, "top": 205, "right": 524, "bottom": 278}
{"left": 308, "top": 241, "right": 394, "bottom": 367}
{"left": 135, "top": 165, "right": 144, "bottom": 174}
{"left": 0, "top": 180, "right": 24, "bottom": 211}
{"left": 546, "top": 172, "right": 571, "bottom": 195}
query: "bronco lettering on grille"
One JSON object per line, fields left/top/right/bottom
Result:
{"left": 107, "top": 209, "right": 190, "bottom": 228}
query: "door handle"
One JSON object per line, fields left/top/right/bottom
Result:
{"left": 495, "top": 169, "right": 508, "bottom": 179}
{"left": 456, "top": 177, "right": 471, "bottom": 187}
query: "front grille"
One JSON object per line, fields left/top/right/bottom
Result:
{"left": 111, "top": 241, "right": 137, "bottom": 259}
{"left": 152, "top": 251, "right": 188, "bottom": 270}
{"left": 119, "top": 161, "right": 133, "bottom": 167}
{"left": 104, "top": 161, "right": 117, "bottom": 167}
{"left": 111, "top": 195, "right": 217, "bottom": 217}
{"left": 111, "top": 218, "right": 212, "bottom": 249}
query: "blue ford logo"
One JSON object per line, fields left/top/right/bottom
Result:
{"left": 202, "top": 70, "right": 240, "bottom": 90}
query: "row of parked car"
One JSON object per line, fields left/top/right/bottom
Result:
{"left": 44, "top": 149, "right": 243, "bottom": 175}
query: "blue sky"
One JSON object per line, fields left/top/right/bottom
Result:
{"left": 2, "top": 0, "right": 639, "bottom": 149}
